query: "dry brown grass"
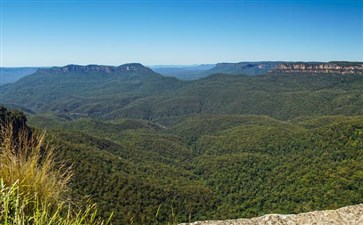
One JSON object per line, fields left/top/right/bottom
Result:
{"left": 0, "top": 124, "right": 72, "bottom": 208}
{"left": 0, "top": 121, "right": 112, "bottom": 224}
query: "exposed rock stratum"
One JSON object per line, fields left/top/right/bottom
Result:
{"left": 275, "top": 62, "right": 363, "bottom": 75}
{"left": 180, "top": 204, "right": 363, "bottom": 225}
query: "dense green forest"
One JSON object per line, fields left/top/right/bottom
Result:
{"left": 1, "top": 67, "right": 362, "bottom": 224}
{"left": 25, "top": 113, "right": 363, "bottom": 224}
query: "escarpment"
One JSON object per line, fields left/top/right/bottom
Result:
{"left": 274, "top": 62, "right": 363, "bottom": 75}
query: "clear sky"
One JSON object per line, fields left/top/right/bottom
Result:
{"left": 1, "top": 0, "right": 362, "bottom": 66}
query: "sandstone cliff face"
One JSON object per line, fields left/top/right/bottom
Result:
{"left": 180, "top": 204, "right": 363, "bottom": 225}
{"left": 275, "top": 63, "right": 363, "bottom": 75}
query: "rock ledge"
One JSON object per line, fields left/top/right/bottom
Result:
{"left": 180, "top": 204, "right": 363, "bottom": 225}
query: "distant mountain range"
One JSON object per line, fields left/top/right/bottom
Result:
{"left": 2, "top": 62, "right": 363, "bottom": 121}
{"left": 0, "top": 67, "right": 40, "bottom": 84}
{"left": 1, "top": 61, "right": 362, "bottom": 85}
{"left": 152, "top": 61, "right": 363, "bottom": 80}
{"left": 151, "top": 64, "right": 216, "bottom": 80}
{"left": 152, "top": 62, "right": 280, "bottom": 80}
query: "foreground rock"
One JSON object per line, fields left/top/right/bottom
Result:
{"left": 180, "top": 204, "right": 363, "bottom": 225}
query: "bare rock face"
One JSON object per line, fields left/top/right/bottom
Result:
{"left": 274, "top": 62, "right": 363, "bottom": 75}
{"left": 180, "top": 204, "right": 363, "bottom": 225}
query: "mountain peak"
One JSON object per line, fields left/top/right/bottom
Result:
{"left": 40, "top": 63, "right": 154, "bottom": 74}
{"left": 116, "top": 63, "right": 154, "bottom": 73}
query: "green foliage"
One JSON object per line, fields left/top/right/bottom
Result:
{"left": 190, "top": 115, "right": 363, "bottom": 218}
{"left": 27, "top": 113, "right": 363, "bottom": 224}
{"left": 46, "top": 129, "right": 217, "bottom": 224}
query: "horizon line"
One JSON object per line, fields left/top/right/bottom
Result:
{"left": 1, "top": 60, "right": 363, "bottom": 68}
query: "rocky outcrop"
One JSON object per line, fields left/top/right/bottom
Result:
{"left": 274, "top": 62, "right": 363, "bottom": 75}
{"left": 180, "top": 204, "right": 363, "bottom": 225}
{"left": 39, "top": 63, "right": 154, "bottom": 74}
{"left": 0, "top": 106, "right": 31, "bottom": 143}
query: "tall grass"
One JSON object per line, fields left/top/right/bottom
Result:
{"left": 0, "top": 124, "right": 111, "bottom": 224}
{"left": 0, "top": 125, "right": 71, "bottom": 207}
{"left": 0, "top": 179, "right": 112, "bottom": 224}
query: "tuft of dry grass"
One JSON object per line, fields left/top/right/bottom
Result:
{"left": 0, "top": 179, "right": 112, "bottom": 224}
{"left": 0, "top": 124, "right": 72, "bottom": 208}
{"left": 0, "top": 124, "right": 112, "bottom": 224}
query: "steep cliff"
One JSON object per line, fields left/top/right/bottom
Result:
{"left": 274, "top": 62, "right": 363, "bottom": 75}
{"left": 180, "top": 204, "right": 363, "bottom": 225}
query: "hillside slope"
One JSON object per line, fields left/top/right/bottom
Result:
{"left": 2, "top": 66, "right": 363, "bottom": 121}
{"left": 0, "top": 63, "right": 185, "bottom": 119}
{"left": 205, "top": 62, "right": 279, "bottom": 76}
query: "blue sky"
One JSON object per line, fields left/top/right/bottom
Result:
{"left": 1, "top": 0, "right": 362, "bottom": 66}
